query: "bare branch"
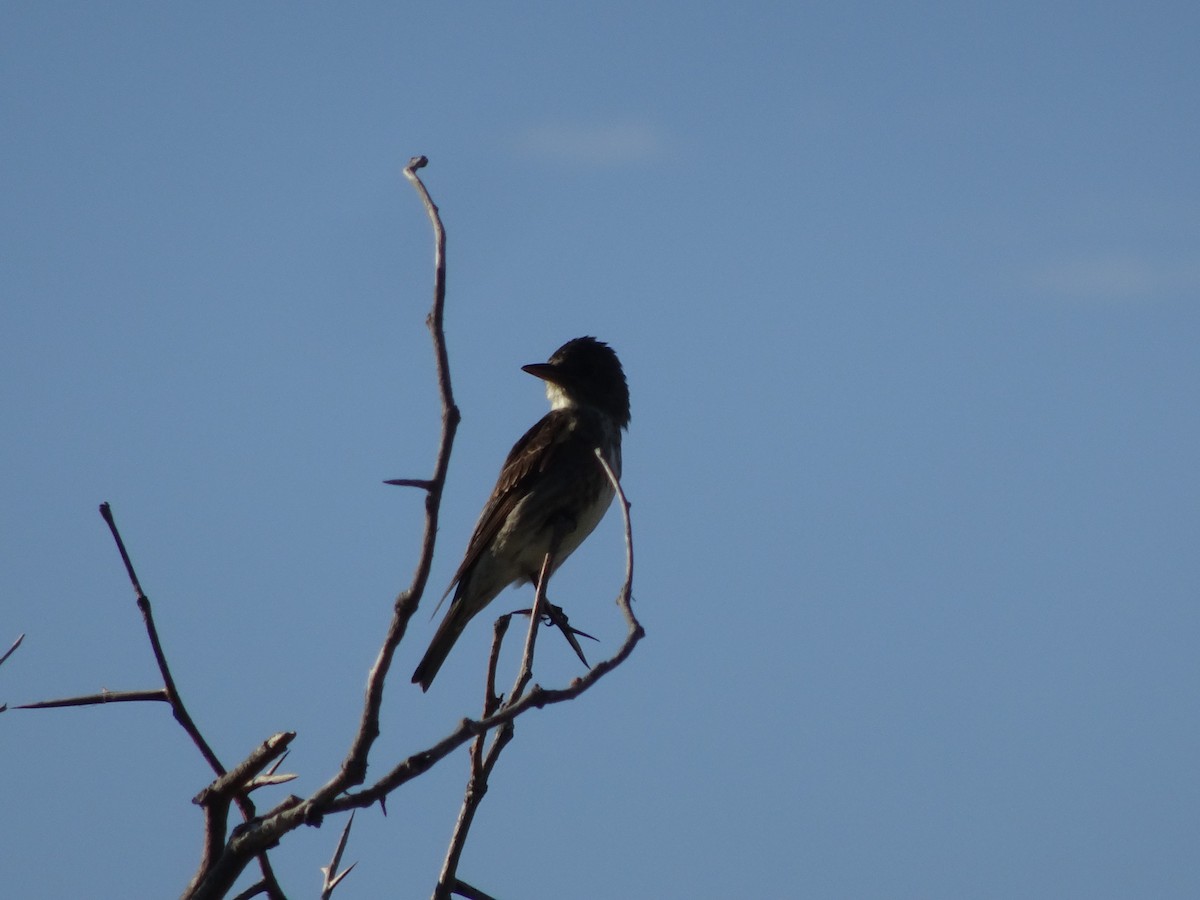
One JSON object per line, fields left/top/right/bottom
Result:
{"left": 299, "top": 157, "right": 458, "bottom": 809}
{"left": 190, "top": 733, "right": 295, "bottom": 891}
{"left": 17, "top": 688, "right": 169, "bottom": 709}
{"left": 97, "top": 501, "right": 286, "bottom": 896}
{"left": 451, "top": 879, "right": 498, "bottom": 900}
{"left": 0, "top": 632, "right": 24, "bottom": 668}
{"left": 229, "top": 882, "right": 269, "bottom": 900}
{"left": 181, "top": 157, "right": 460, "bottom": 900}
{"left": 17, "top": 506, "right": 279, "bottom": 889}
{"left": 594, "top": 446, "right": 638, "bottom": 632}
{"left": 0, "top": 634, "right": 21, "bottom": 712}
{"left": 467, "top": 613, "right": 512, "bottom": 783}
{"left": 33, "top": 159, "right": 641, "bottom": 899}
{"left": 509, "top": 543, "right": 559, "bottom": 704}
{"left": 193, "top": 733, "right": 296, "bottom": 807}
{"left": 98, "top": 502, "right": 228, "bottom": 778}
{"left": 483, "top": 615, "right": 510, "bottom": 720}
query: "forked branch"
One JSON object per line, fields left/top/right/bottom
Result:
{"left": 20, "top": 158, "right": 642, "bottom": 900}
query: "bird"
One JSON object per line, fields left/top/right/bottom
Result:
{"left": 411, "top": 336, "right": 630, "bottom": 691}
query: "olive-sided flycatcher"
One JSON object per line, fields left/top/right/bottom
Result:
{"left": 411, "top": 336, "right": 630, "bottom": 691}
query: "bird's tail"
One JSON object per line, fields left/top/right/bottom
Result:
{"left": 411, "top": 603, "right": 470, "bottom": 691}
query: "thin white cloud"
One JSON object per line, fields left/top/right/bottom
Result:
{"left": 1031, "top": 254, "right": 1200, "bottom": 302}
{"left": 513, "top": 120, "right": 669, "bottom": 166}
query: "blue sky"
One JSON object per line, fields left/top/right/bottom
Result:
{"left": 3, "top": 3, "right": 1199, "bottom": 897}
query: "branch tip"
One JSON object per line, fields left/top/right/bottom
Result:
{"left": 0, "top": 633, "right": 25, "bottom": 668}
{"left": 384, "top": 477, "right": 435, "bottom": 490}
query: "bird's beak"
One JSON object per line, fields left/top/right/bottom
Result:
{"left": 521, "top": 362, "right": 563, "bottom": 385}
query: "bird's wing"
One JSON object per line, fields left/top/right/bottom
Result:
{"left": 443, "top": 410, "right": 574, "bottom": 596}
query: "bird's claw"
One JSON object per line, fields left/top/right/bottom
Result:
{"left": 543, "top": 603, "right": 595, "bottom": 669}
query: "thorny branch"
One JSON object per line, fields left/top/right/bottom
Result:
{"left": 320, "top": 811, "right": 358, "bottom": 899}
{"left": 17, "top": 688, "right": 169, "bottom": 709}
{"left": 18, "top": 157, "right": 642, "bottom": 899}
{"left": 97, "top": 503, "right": 287, "bottom": 897}
{"left": 99, "top": 501, "right": 229, "bottom": 779}
{"left": 0, "top": 632, "right": 24, "bottom": 713}
{"left": 183, "top": 153, "right": 458, "bottom": 900}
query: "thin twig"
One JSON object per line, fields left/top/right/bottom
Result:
{"left": 2, "top": 633, "right": 25, "bottom": 711}
{"left": 469, "top": 613, "right": 512, "bottom": 782}
{"left": 593, "top": 446, "right": 638, "bottom": 629}
{"left": 0, "top": 633, "right": 24, "bottom": 668}
{"left": 181, "top": 157, "right": 458, "bottom": 900}
{"left": 229, "top": 882, "right": 269, "bottom": 900}
{"left": 97, "top": 502, "right": 286, "bottom": 896}
{"left": 300, "top": 155, "right": 457, "bottom": 810}
{"left": 17, "top": 688, "right": 169, "bottom": 709}
{"left": 483, "top": 616, "right": 510, "bottom": 720}
{"left": 99, "top": 502, "right": 228, "bottom": 777}
{"left": 509, "top": 543, "right": 558, "bottom": 705}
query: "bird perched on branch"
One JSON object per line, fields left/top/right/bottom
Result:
{"left": 411, "top": 336, "right": 631, "bottom": 691}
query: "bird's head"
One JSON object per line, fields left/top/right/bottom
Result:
{"left": 522, "top": 336, "right": 630, "bottom": 430}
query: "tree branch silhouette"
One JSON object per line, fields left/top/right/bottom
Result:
{"left": 16, "top": 157, "right": 642, "bottom": 899}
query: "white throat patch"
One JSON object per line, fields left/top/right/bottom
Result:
{"left": 546, "top": 381, "right": 576, "bottom": 411}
